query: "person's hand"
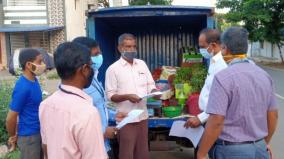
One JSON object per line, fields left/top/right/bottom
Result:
{"left": 127, "top": 94, "right": 142, "bottom": 103}
{"left": 184, "top": 117, "right": 202, "bottom": 128}
{"left": 267, "top": 144, "right": 273, "bottom": 159}
{"left": 197, "top": 151, "right": 207, "bottom": 159}
{"left": 104, "top": 127, "right": 118, "bottom": 139}
{"left": 8, "top": 136, "right": 17, "bottom": 152}
{"left": 115, "top": 112, "right": 127, "bottom": 122}
{"left": 197, "top": 155, "right": 207, "bottom": 159}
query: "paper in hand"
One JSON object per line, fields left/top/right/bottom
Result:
{"left": 116, "top": 109, "right": 144, "bottom": 129}
{"left": 140, "top": 91, "right": 163, "bottom": 99}
{"left": 169, "top": 121, "right": 204, "bottom": 148}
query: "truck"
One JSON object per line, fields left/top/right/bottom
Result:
{"left": 86, "top": 5, "right": 215, "bottom": 158}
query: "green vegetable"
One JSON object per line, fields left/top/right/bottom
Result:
{"left": 173, "top": 63, "right": 207, "bottom": 93}
{"left": 173, "top": 67, "right": 192, "bottom": 84}
{"left": 190, "top": 64, "right": 207, "bottom": 93}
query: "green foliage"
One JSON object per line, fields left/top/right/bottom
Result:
{"left": 217, "top": 0, "right": 284, "bottom": 62}
{"left": 0, "top": 76, "right": 48, "bottom": 158}
{"left": 215, "top": 13, "right": 240, "bottom": 32}
{"left": 0, "top": 80, "right": 15, "bottom": 144}
{"left": 130, "top": 0, "right": 172, "bottom": 5}
{"left": 190, "top": 64, "right": 207, "bottom": 93}
{"left": 174, "top": 63, "right": 207, "bottom": 93}
{"left": 46, "top": 71, "right": 59, "bottom": 80}
{"left": 0, "top": 149, "right": 20, "bottom": 159}
{"left": 173, "top": 67, "right": 192, "bottom": 84}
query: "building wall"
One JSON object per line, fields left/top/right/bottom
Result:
{"left": 48, "top": 0, "right": 97, "bottom": 52}
{"left": 0, "top": 2, "right": 4, "bottom": 69}
{"left": 248, "top": 41, "right": 284, "bottom": 62}
{"left": 29, "top": 32, "right": 50, "bottom": 51}
{"left": 0, "top": 2, "right": 4, "bottom": 25}
{"left": 0, "top": 33, "right": 7, "bottom": 69}
{"left": 47, "top": 0, "right": 65, "bottom": 54}
{"left": 112, "top": 0, "right": 122, "bottom": 7}
{"left": 3, "top": 0, "right": 48, "bottom": 25}
{"left": 64, "top": 0, "right": 88, "bottom": 41}
{"left": 88, "top": 0, "right": 98, "bottom": 9}
{"left": 1, "top": 0, "right": 98, "bottom": 58}
{"left": 109, "top": 0, "right": 129, "bottom": 7}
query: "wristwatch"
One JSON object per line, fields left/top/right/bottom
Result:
{"left": 114, "top": 130, "right": 118, "bottom": 137}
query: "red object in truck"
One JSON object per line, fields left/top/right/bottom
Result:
{"left": 186, "top": 92, "right": 201, "bottom": 116}
{"left": 152, "top": 68, "right": 162, "bottom": 81}
{"left": 162, "top": 100, "right": 170, "bottom": 107}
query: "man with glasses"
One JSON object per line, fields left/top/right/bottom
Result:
{"left": 39, "top": 42, "right": 107, "bottom": 159}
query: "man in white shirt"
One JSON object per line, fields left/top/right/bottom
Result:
{"left": 105, "top": 33, "right": 157, "bottom": 159}
{"left": 184, "top": 29, "right": 228, "bottom": 128}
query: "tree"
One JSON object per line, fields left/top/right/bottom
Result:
{"left": 98, "top": 0, "right": 110, "bottom": 8}
{"left": 129, "top": 0, "right": 172, "bottom": 5}
{"left": 217, "top": 0, "right": 284, "bottom": 63}
{"left": 215, "top": 13, "right": 240, "bottom": 32}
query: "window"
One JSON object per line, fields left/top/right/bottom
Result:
{"left": 7, "top": 0, "right": 46, "bottom": 6}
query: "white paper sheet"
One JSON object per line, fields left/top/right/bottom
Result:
{"left": 140, "top": 91, "right": 163, "bottom": 99}
{"left": 169, "top": 121, "right": 204, "bottom": 148}
{"left": 116, "top": 109, "right": 144, "bottom": 129}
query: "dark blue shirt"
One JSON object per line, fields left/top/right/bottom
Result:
{"left": 10, "top": 75, "right": 42, "bottom": 136}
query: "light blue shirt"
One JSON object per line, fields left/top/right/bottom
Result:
{"left": 84, "top": 73, "right": 115, "bottom": 152}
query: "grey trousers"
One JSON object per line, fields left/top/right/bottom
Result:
{"left": 17, "top": 133, "right": 43, "bottom": 159}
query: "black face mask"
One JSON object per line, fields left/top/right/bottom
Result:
{"left": 84, "top": 67, "right": 94, "bottom": 89}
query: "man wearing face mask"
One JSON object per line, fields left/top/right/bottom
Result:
{"left": 6, "top": 48, "right": 46, "bottom": 159}
{"left": 39, "top": 42, "right": 107, "bottom": 159}
{"left": 197, "top": 27, "right": 278, "bottom": 159}
{"left": 105, "top": 33, "right": 158, "bottom": 159}
{"left": 72, "top": 37, "right": 120, "bottom": 159}
{"left": 184, "top": 29, "right": 227, "bottom": 128}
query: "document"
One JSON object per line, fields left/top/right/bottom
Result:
{"left": 116, "top": 109, "right": 144, "bottom": 129}
{"left": 140, "top": 91, "right": 163, "bottom": 99}
{"left": 169, "top": 121, "right": 204, "bottom": 148}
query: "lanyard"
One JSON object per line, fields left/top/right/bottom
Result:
{"left": 59, "top": 85, "right": 86, "bottom": 100}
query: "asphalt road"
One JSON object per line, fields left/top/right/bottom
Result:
{"left": 263, "top": 67, "right": 284, "bottom": 159}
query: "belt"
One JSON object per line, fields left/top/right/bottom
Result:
{"left": 216, "top": 138, "right": 263, "bottom": 146}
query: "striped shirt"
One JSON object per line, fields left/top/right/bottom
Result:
{"left": 206, "top": 62, "right": 277, "bottom": 142}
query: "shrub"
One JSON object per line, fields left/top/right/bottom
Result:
{"left": 0, "top": 80, "right": 15, "bottom": 144}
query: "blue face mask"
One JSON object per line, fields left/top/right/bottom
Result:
{"left": 91, "top": 54, "right": 103, "bottom": 70}
{"left": 199, "top": 48, "right": 212, "bottom": 59}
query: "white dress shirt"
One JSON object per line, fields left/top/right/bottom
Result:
{"left": 197, "top": 52, "right": 228, "bottom": 123}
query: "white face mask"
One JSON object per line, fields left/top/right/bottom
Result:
{"left": 30, "top": 63, "right": 46, "bottom": 76}
{"left": 209, "top": 48, "right": 215, "bottom": 56}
